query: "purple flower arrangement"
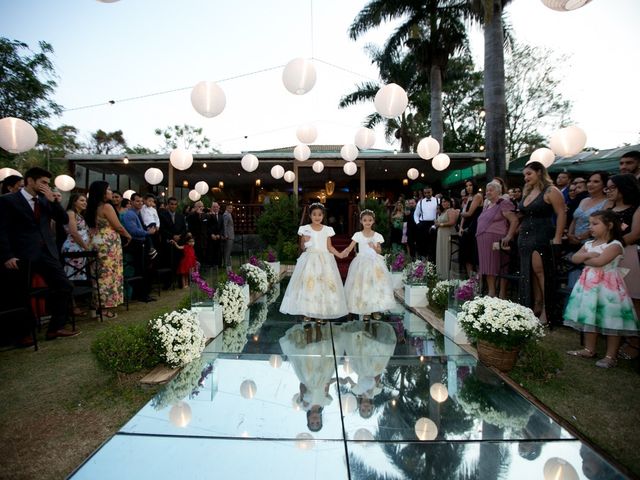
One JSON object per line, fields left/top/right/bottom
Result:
{"left": 455, "top": 275, "right": 478, "bottom": 302}
{"left": 249, "top": 255, "right": 261, "bottom": 267}
{"left": 266, "top": 249, "right": 277, "bottom": 262}
{"left": 190, "top": 264, "right": 215, "bottom": 298}
{"left": 387, "top": 252, "right": 408, "bottom": 272}
{"left": 227, "top": 270, "right": 246, "bottom": 286}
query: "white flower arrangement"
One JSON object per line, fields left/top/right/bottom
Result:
{"left": 222, "top": 320, "right": 248, "bottom": 353}
{"left": 217, "top": 281, "right": 248, "bottom": 326}
{"left": 240, "top": 263, "right": 269, "bottom": 294}
{"left": 149, "top": 309, "right": 206, "bottom": 368}
{"left": 457, "top": 296, "right": 544, "bottom": 349}
{"left": 151, "top": 356, "right": 210, "bottom": 410}
{"left": 429, "top": 279, "right": 461, "bottom": 309}
{"left": 457, "top": 394, "right": 532, "bottom": 431}
{"left": 260, "top": 261, "right": 278, "bottom": 285}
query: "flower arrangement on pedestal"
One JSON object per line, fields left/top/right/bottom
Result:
{"left": 262, "top": 248, "right": 277, "bottom": 263}
{"left": 149, "top": 309, "right": 206, "bottom": 368}
{"left": 454, "top": 275, "right": 478, "bottom": 302}
{"left": 240, "top": 263, "right": 269, "bottom": 293}
{"left": 151, "top": 356, "right": 211, "bottom": 410}
{"left": 385, "top": 251, "right": 409, "bottom": 273}
{"left": 222, "top": 320, "right": 248, "bottom": 352}
{"left": 249, "top": 255, "right": 278, "bottom": 285}
{"left": 403, "top": 259, "right": 438, "bottom": 287}
{"left": 429, "top": 279, "right": 462, "bottom": 310}
{"left": 217, "top": 281, "right": 248, "bottom": 326}
{"left": 190, "top": 263, "right": 216, "bottom": 308}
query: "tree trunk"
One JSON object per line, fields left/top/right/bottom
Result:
{"left": 483, "top": 0, "right": 506, "bottom": 179}
{"left": 430, "top": 64, "right": 444, "bottom": 148}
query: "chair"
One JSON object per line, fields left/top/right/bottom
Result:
{"left": 61, "top": 250, "right": 103, "bottom": 324}
{"left": 153, "top": 245, "right": 175, "bottom": 296}
{"left": 122, "top": 242, "right": 146, "bottom": 310}
{"left": 448, "top": 234, "right": 460, "bottom": 279}
{"left": 0, "top": 263, "right": 41, "bottom": 351}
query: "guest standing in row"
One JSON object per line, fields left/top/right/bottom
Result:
{"left": 222, "top": 204, "right": 235, "bottom": 269}
{"left": 458, "top": 180, "right": 483, "bottom": 277}
{"left": 61, "top": 194, "right": 90, "bottom": 280}
{"left": 434, "top": 197, "right": 459, "bottom": 280}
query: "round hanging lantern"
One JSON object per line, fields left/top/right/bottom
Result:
{"left": 432, "top": 153, "right": 451, "bottom": 171}
{"left": 122, "top": 190, "right": 136, "bottom": 200}
{"left": 541, "top": 0, "right": 592, "bottom": 11}
{"left": 0, "top": 167, "right": 21, "bottom": 181}
{"left": 190, "top": 81, "right": 226, "bottom": 118}
{"left": 417, "top": 136, "right": 440, "bottom": 160}
{"left": 343, "top": 162, "right": 357, "bottom": 176}
{"left": 282, "top": 58, "right": 316, "bottom": 95}
{"left": 241, "top": 153, "right": 259, "bottom": 172}
{"left": 528, "top": 147, "right": 556, "bottom": 168}
{"left": 341, "top": 144, "right": 358, "bottom": 162}
{"left": 194, "top": 181, "right": 209, "bottom": 195}
{"left": 374, "top": 83, "right": 408, "bottom": 119}
{"left": 97, "top": 0, "right": 120, "bottom": 3}
{"left": 169, "top": 401, "right": 192, "bottom": 428}
{"left": 415, "top": 417, "right": 438, "bottom": 441}
{"left": 354, "top": 127, "right": 376, "bottom": 150}
{"left": 294, "top": 144, "right": 311, "bottom": 161}
{"left": 312, "top": 161, "right": 324, "bottom": 173}
{"left": 240, "top": 379, "right": 257, "bottom": 399}
{"left": 353, "top": 428, "right": 374, "bottom": 443}
{"left": 549, "top": 126, "right": 587, "bottom": 157}
{"left": 188, "top": 190, "right": 201, "bottom": 202}
{"left": 0, "top": 117, "right": 38, "bottom": 154}
{"left": 144, "top": 168, "right": 163, "bottom": 185}
{"left": 407, "top": 168, "right": 419, "bottom": 180}
{"left": 295, "top": 432, "right": 315, "bottom": 450}
{"left": 54, "top": 174, "right": 75, "bottom": 192}
{"left": 271, "top": 165, "right": 285, "bottom": 179}
{"left": 283, "top": 170, "right": 295, "bottom": 183}
{"left": 340, "top": 393, "right": 357, "bottom": 414}
{"left": 269, "top": 354, "right": 283, "bottom": 369}
{"left": 429, "top": 382, "right": 449, "bottom": 403}
{"left": 543, "top": 458, "right": 579, "bottom": 480}
{"left": 296, "top": 125, "right": 318, "bottom": 144}
{"left": 170, "top": 148, "right": 193, "bottom": 171}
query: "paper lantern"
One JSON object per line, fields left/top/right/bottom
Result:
{"left": 144, "top": 168, "right": 163, "bottom": 185}
{"left": 240, "top": 379, "right": 257, "bottom": 399}
{"left": 271, "top": 165, "right": 285, "bottom": 179}
{"left": 295, "top": 432, "right": 315, "bottom": 450}
{"left": 407, "top": 168, "right": 419, "bottom": 180}
{"left": 190, "top": 81, "right": 226, "bottom": 118}
{"left": 415, "top": 417, "right": 438, "bottom": 441}
{"left": 528, "top": 147, "right": 556, "bottom": 168}
{"left": 549, "top": 126, "right": 587, "bottom": 157}
{"left": 341, "top": 144, "right": 358, "bottom": 162}
{"left": 194, "top": 181, "right": 209, "bottom": 195}
{"left": 169, "top": 401, "right": 192, "bottom": 428}
{"left": 269, "top": 354, "right": 283, "bottom": 369}
{"left": 54, "top": 174, "right": 75, "bottom": 192}
{"left": 241, "top": 154, "right": 259, "bottom": 172}
{"left": 294, "top": 144, "right": 311, "bottom": 161}
{"left": 0, "top": 117, "right": 38, "bottom": 153}
{"left": 417, "top": 136, "right": 440, "bottom": 160}
{"left": 188, "top": 190, "right": 201, "bottom": 202}
{"left": 97, "top": 0, "right": 120, "bottom": 3}
{"left": 374, "top": 83, "right": 408, "bottom": 118}
{"left": 432, "top": 153, "right": 451, "bottom": 171}
{"left": 282, "top": 58, "right": 316, "bottom": 95}
{"left": 541, "top": 0, "right": 592, "bottom": 11}
{"left": 343, "top": 162, "right": 357, "bottom": 176}
{"left": 0, "top": 167, "right": 21, "bottom": 181}
{"left": 429, "top": 382, "right": 448, "bottom": 403}
{"left": 354, "top": 127, "right": 376, "bottom": 150}
{"left": 296, "top": 125, "right": 317, "bottom": 144}
{"left": 284, "top": 170, "right": 295, "bottom": 183}
{"left": 543, "top": 458, "right": 579, "bottom": 480}
{"left": 312, "top": 161, "right": 324, "bottom": 173}
{"left": 170, "top": 148, "right": 193, "bottom": 171}
{"left": 353, "top": 428, "right": 374, "bottom": 443}
{"left": 122, "top": 190, "right": 136, "bottom": 200}
{"left": 340, "top": 393, "right": 357, "bottom": 414}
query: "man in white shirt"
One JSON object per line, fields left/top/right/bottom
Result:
{"left": 413, "top": 186, "right": 438, "bottom": 261}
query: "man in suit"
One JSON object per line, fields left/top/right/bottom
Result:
{"left": 0, "top": 167, "right": 78, "bottom": 344}
{"left": 222, "top": 204, "right": 235, "bottom": 269}
{"left": 206, "top": 202, "right": 223, "bottom": 266}
{"left": 159, "top": 196, "right": 187, "bottom": 282}
{"left": 413, "top": 186, "right": 439, "bottom": 261}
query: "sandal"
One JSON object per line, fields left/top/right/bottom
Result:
{"left": 567, "top": 347, "right": 595, "bottom": 358}
{"left": 73, "top": 308, "right": 87, "bottom": 316}
{"left": 595, "top": 355, "right": 617, "bottom": 368}
{"left": 618, "top": 341, "right": 640, "bottom": 360}
{"left": 103, "top": 310, "right": 118, "bottom": 319}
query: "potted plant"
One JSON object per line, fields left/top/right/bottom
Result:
{"left": 149, "top": 309, "right": 206, "bottom": 369}
{"left": 457, "top": 297, "right": 544, "bottom": 372}
{"left": 385, "top": 251, "right": 408, "bottom": 290}
{"left": 240, "top": 262, "right": 269, "bottom": 294}
{"left": 449, "top": 275, "right": 479, "bottom": 313}
{"left": 402, "top": 259, "right": 437, "bottom": 308}
{"left": 262, "top": 248, "right": 280, "bottom": 280}
{"left": 226, "top": 270, "right": 249, "bottom": 305}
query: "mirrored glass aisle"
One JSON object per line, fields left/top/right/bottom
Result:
{"left": 70, "top": 279, "right": 628, "bottom": 479}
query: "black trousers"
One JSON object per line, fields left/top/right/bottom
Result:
{"left": 416, "top": 221, "right": 435, "bottom": 260}
{"left": 30, "top": 253, "right": 73, "bottom": 333}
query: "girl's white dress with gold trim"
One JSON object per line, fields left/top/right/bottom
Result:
{"left": 279, "top": 224, "right": 348, "bottom": 319}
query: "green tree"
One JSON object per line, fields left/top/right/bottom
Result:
{"left": 154, "top": 124, "right": 219, "bottom": 153}
{"left": 84, "top": 129, "right": 127, "bottom": 155}
{"left": 255, "top": 195, "right": 301, "bottom": 261}
{"left": 126, "top": 145, "right": 158, "bottom": 154}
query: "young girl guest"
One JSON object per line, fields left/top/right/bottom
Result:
{"left": 339, "top": 210, "right": 395, "bottom": 318}
{"left": 280, "top": 203, "right": 348, "bottom": 320}
{"left": 564, "top": 210, "right": 640, "bottom": 368}
{"left": 172, "top": 233, "right": 197, "bottom": 288}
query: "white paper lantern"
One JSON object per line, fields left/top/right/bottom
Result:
{"left": 144, "top": 167, "right": 163, "bottom": 185}
{"left": 241, "top": 154, "right": 259, "bottom": 172}
{"left": 269, "top": 354, "right": 283, "bottom": 369}
{"left": 170, "top": 148, "right": 193, "bottom": 171}
{"left": 543, "top": 458, "right": 579, "bottom": 480}
{"left": 541, "top": 0, "right": 592, "bottom": 11}
{"left": 240, "top": 379, "right": 257, "bottom": 399}
{"left": 374, "top": 83, "right": 408, "bottom": 119}
{"left": 415, "top": 417, "right": 438, "bottom": 441}
{"left": 417, "top": 136, "right": 440, "bottom": 160}
{"left": 528, "top": 147, "right": 556, "bottom": 168}
{"left": 54, "top": 174, "right": 75, "bottom": 192}
{"left": 296, "top": 125, "right": 318, "bottom": 144}
{"left": 122, "top": 190, "right": 136, "bottom": 200}
{"left": 294, "top": 144, "right": 311, "bottom": 162}
{"left": 169, "top": 401, "right": 192, "bottom": 428}
{"left": 340, "top": 393, "right": 357, "bottom": 414}
{"left": 341, "top": 144, "right": 358, "bottom": 162}
{"left": 190, "top": 81, "right": 226, "bottom": 118}
{"left": 432, "top": 153, "right": 451, "bottom": 171}
{"left": 312, "top": 161, "right": 324, "bottom": 173}
{"left": 0, "top": 167, "right": 21, "bottom": 181}
{"left": 354, "top": 127, "right": 376, "bottom": 150}
{"left": 0, "top": 117, "right": 38, "bottom": 154}
{"left": 188, "top": 190, "right": 201, "bottom": 202}
{"left": 97, "top": 0, "right": 120, "bottom": 3}
{"left": 295, "top": 432, "right": 315, "bottom": 450}
{"left": 429, "top": 383, "right": 449, "bottom": 403}
{"left": 284, "top": 170, "right": 296, "bottom": 183}
{"left": 343, "top": 162, "right": 357, "bottom": 176}
{"left": 194, "top": 181, "right": 209, "bottom": 195}
{"left": 353, "top": 428, "right": 374, "bottom": 443}
{"left": 282, "top": 58, "right": 316, "bottom": 95}
{"left": 271, "top": 165, "right": 285, "bottom": 179}
{"left": 549, "top": 126, "right": 587, "bottom": 157}
{"left": 407, "top": 168, "right": 419, "bottom": 180}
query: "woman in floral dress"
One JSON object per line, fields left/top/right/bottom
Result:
{"left": 61, "top": 194, "right": 90, "bottom": 280}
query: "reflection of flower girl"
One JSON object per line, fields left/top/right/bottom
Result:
{"left": 279, "top": 203, "right": 348, "bottom": 320}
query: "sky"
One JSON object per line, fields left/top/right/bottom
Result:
{"left": 0, "top": 0, "right": 638, "bottom": 156}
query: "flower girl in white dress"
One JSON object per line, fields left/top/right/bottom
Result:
{"left": 339, "top": 209, "right": 396, "bottom": 316}
{"left": 279, "top": 203, "right": 348, "bottom": 320}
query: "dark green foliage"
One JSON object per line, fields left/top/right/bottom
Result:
{"left": 364, "top": 199, "right": 389, "bottom": 242}
{"left": 511, "top": 341, "right": 564, "bottom": 383}
{"left": 280, "top": 240, "right": 299, "bottom": 263}
{"left": 175, "top": 294, "right": 192, "bottom": 311}
{"left": 91, "top": 324, "right": 160, "bottom": 374}
{"left": 256, "top": 195, "right": 300, "bottom": 260}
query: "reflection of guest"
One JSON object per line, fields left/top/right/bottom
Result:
{"left": 222, "top": 204, "right": 235, "bottom": 269}
{"left": 580, "top": 444, "right": 625, "bottom": 480}
{"left": 206, "top": 202, "right": 223, "bottom": 266}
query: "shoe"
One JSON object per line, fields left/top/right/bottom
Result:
{"left": 148, "top": 248, "right": 158, "bottom": 259}
{"left": 566, "top": 347, "right": 595, "bottom": 358}
{"left": 595, "top": 355, "right": 617, "bottom": 368}
{"left": 103, "top": 310, "right": 118, "bottom": 319}
{"left": 46, "top": 329, "right": 81, "bottom": 340}
{"left": 618, "top": 341, "right": 640, "bottom": 360}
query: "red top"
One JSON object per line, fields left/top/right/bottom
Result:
{"left": 177, "top": 244, "right": 197, "bottom": 274}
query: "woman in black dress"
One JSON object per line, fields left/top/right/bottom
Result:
{"left": 458, "top": 180, "right": 483, "bottom": 278}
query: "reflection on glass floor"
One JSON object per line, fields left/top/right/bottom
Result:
{"left": 71, "top": 279, "right": 628, "bottom": 479}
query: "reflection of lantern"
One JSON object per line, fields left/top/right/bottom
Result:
{"left": 190, "top": 81, "right": 226, "bottom": 118}
{"left": 542, "top": 0, "right": 592, "bottom": 11}
{"left": 295, "top": 432, "right": 315, "bottom": 450}
{"left": 543, "top": 458, "right": 579, "bottom": 480}
{"left": 340, "top": 393, "right": 357, "bottom": 414}
{"left": 341, "top": 144, "right": 358, "bottom": 162}
{"left": 342, "top": 358, "right": 353, "bottom": 375}
{"left": 549, "top": 126, "right": 587, "bottom": 157}
{"left": 294, "top": 144, "right": 311, "bottom": 161}
{"left": 240, "top": 379, "right": 257, "bottom": 399}
{"left": 374, "top": 83, "right": 408, "bottom": 118}
{"left": 282, "top": 58, "right": 316, "bottom": 95}
{"left": 241, "top": 154, "right": 259, "bottom": 172}
{"left": 0, "top": 167, "right": 21, "bottom": 181}
{"left": 54, "top": 175, "right": 75, "bottom": 192}
{"left": 429, "top": 382, "right": 448, "bottom": 403}
{"left": 402, "top": 179, "right": 409, "bottom": 186}
{"left": 312, "top": 161, "right": 324, "bottom": 173}
{"left": 170, "top": 148, "right": 193, "bottom": 171}
{"left": 284, "top": 170, "right": 295, "bottom": 183}
{"left": 528, "top": 148, "right": 555, "bottom": 168}
{"left": 343, "top": 162, "right": 357, "bottom": 176}
{"left": 353, "top": 428, "right": 374, "bottom": 444}
{"left": 325, "top": 180, "right": 335, "bottom": 196}
{"left": 417, "top": 137, "right": 440, "bottom": 160}
{"left": 269, "top": 354, "right": 282, "bottom": 369}
{"left": 0, "top": 117, "right": 38, "bottom": 153}
{"left": 122, "top": 190, "right": 135, "bottom": 200}
{"left": 195, "top": 181, "right": 209, "bottom": 195}
{"left": 169, "top": 401, "right": 192, "bottom": 428}
{"left": 188, "top": 190, "right": 201, "bottom": 202}
{"left": 432, "top": 153, "right": 451, "bottom": 171}
{"left": 415, "top": 417, "right": 438, "bottom": 441}
{"left": 407, "top": 168, "right": 419, "bottom": 180}
{"left": 144, "top": 168, "right": 163, "bottom": 185}
{"left": 354, "top": 127, "right": 376, "bottom": 150}
{"left": 271, "top": 165, "right": 285, "bottom": 179}
{"left": 296, "top": 125, "right": 317, "bottom": 144}
{"left": 292, "top": 393, "right": 301, "bottom": 411}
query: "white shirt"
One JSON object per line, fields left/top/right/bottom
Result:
{"left": 20, "top": 188, "right": 38, "bottom": 212}
{"left": 140, "top": 205, "right": 160, "bottom": 228}
{"left": 413, "top": 197, "right": 438, "bottom": 223}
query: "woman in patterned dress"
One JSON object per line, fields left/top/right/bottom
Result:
{"left": 61, "top": 194, "right": 90, "bottom": 280}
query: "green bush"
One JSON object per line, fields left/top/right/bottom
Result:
{"left": 511, "top": 341, "right": 564, "bottom": 383}
{"left": 256, "top": 195, "right": 300, "bottom": 254}
{"left": 92, "top": 324, "right": 160, "bottom": 374}
{"left": 281, "top": 239, "right": 299, "bottom": 262}
{"left": 364, "top": 199, "right": 389, "bottom": 241}
{"left": 175, "top": 294, "right": 191, "bottom": 311}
